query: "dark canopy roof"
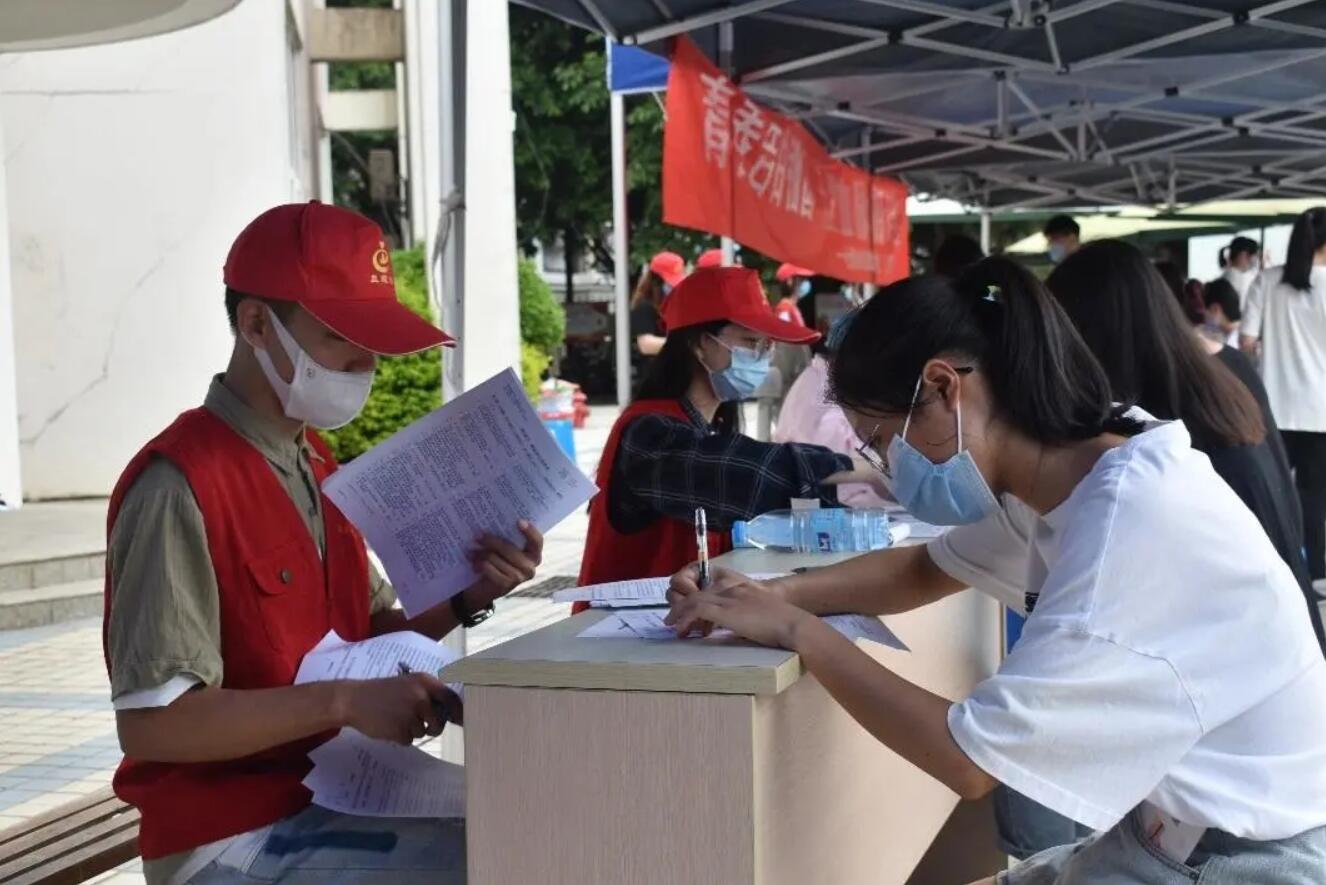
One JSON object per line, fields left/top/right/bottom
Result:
{"left": 514, "top": 0, "right": 1326, "bottom": 209}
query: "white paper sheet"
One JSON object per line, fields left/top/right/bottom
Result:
{"left": 578, "top": 610, "right": 908, "bottom": 650}
{"left": 552, "top": 573, "right": 789, "bottom": 607}
{"left": 303, "top": 728, "right": 465, "bottom": 818}
{"left": 322, "top": 369, "right": 598, "bottom": 616}
{"left": 296, "top": 629, "right": 464, "bottom": 698}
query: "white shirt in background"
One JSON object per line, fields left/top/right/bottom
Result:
{"left": 928, "top": 421, "right": 1326, "bottom": 840}
{"left": 1222, "top": 265, "right": 1258, "bottom": 308}
{"left": 1242, "top": 265, "right": 1326, "bottom": 432}
{"left": 772, "top": 355, "right": 887, "bottom": 508}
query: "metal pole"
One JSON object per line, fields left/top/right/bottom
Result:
{"left": 434, "top": 0, "right": 467, "bottom": 761}
{"left": 719, "top": 19, "right": 736, "bottom": 267}
{"left": 980, "top": 209, "right": 992, "bottom": 253}
{"left": 611, "top": 90, "right": 631, "bottom": 406}
{"left": 437, "top": 0, "right": 466, "bottom": 402}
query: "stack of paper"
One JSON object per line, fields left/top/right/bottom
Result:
{"left": 296, "top": 629, "right": 464, "bottom": 698}
{"left": 579, "top": 609, "right": 908, "bottom": 651}
{"left": 552, "top": 573, "right": 788, "bottom": 608}
{"left": 323, "top": 369, "right": 598, "bottom": 617}
{"left": 304, "top": 728, "right": 466, "bottom": 818}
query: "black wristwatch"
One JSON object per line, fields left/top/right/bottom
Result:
{"left": 451, "top": 591, "right": 495, "bottom": 628}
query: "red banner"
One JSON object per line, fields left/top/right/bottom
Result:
{"left": 663, "top": 38, "right": 909, "bottom": 285}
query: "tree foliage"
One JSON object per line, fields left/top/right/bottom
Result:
{"left": 509, "top": 8, "right": 716, "bottom": 282}
{"left": 518, "top": 258, "right": 566, "bottom": 353}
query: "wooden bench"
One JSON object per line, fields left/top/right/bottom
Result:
{"left": 0, "top": 788, "right": 139, "bottom": 884}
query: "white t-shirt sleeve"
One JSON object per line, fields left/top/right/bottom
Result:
{"left": 925, "top": 497, "right": 1034, "bottom": 612}
{"left": 948, "top": 623, "right": 1202, "bottom": 832}
{"left": 113, "top": 673, "right": 202, "bottom": 710}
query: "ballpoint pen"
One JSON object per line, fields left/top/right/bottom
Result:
{"left": 695, "top": 506, "right": 710, "bottom": 589}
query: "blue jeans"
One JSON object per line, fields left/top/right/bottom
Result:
{"left": 1001, "top": 807, "right": 1326, "bottom": 884}
{"left": 995, "top": 784, "right": 1094, "bottom": 860}
{"left": 188, "top": 806, "right": 466, "bottom": 884}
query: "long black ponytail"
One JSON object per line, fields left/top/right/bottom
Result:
{"left": 1284, "top": 207, "right": 1326, "bottom": 292}
{"left": 830, "top": 256, "right": 1139, "bottom": 445}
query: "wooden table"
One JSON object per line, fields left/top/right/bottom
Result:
{"left": 443, "top": 547, "right": 1003, "bottom": 884}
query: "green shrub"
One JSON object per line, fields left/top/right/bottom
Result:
{"left": 321, "top": 246, "right": 441, "bottom": 462}
{"left": 521, "top": 342, "right": 550, "bottom": 402}
{"left": 518, "top": 258, "right": 565, "bottom": 354}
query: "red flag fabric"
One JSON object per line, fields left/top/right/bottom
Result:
{"left": 663, "top": 38, "right": 909, "bottom": 285}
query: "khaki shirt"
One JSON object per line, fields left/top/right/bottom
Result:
{"left": 106, "top": 375, "right": 395, "bottom": 699}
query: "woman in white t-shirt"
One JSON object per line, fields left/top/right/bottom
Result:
{"left": 1219, "top": 235, "right": 1261, "bottom": 307}
{"left": 1242, "top": 206, "right": 1326, "bottom": 586}
{"left": 667, "top": 257, "right": 1326, "bottom": 883}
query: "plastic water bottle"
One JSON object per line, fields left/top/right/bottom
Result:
{"left": 731, "top": 508, "right": 900, "bottom": 553}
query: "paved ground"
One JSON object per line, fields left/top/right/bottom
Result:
{"left": 0, "top": 404, "right": 617, "bottom": 882}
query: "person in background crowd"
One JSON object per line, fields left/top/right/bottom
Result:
{"left": 1050, "top": 239, "right": 1324, "bottom": 659}
{"left": 1203, "top": 277, "right": 1243, "bottom": 347}
{"left": 933, "top": 234, "right": 984, "bottom": 278}
{"left": 1243, "top": 207, "right": 1326, "bottom": 589}
{"left": 773, "top": 315, "right": 887, "bottom": 509}
{"left": 774, "top": 263, "right": 814, "bottom": 326}
{"left": 669, "top": 256, "right": 1326, "bottom": 885}
{"left": 630, "top": 251, "right": 686, "bottom": 388}
{"left": 769, "top": 264, "right": 814, "bottom": 396}
{"left": 695, "top": 248, "right": 724, "bottom": 269}
{"left": 578, "top": 267, "right": 883, "bottom": 594}
{"left": 1220, "top": 235, "right": 1261, "bottom": 305}
{"left": 1153, "top": 260, "right": 1202, "bottom": 321}
{"left": 1041, "top": 215, "right": 1080, "bottom": 264}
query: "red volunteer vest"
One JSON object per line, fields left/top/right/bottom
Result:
{"left": 102, "top": 408, "right": 371, "bottom": 859}
{"left": 577, "top": 400, "right": 731, "bottom": 610}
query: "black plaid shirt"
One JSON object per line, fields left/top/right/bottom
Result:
{"left": 608, "top": 399, "right": 853, "bottom": 534}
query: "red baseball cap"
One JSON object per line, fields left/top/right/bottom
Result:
{"left": 660, "top": 268, "right": 820, "bottom": 344}
{"left": 223, "top": 202, "right": 454, "bottom": 355}
{"left": 775, "top": 263, "right": 815, "bottom": 282}
{"left": 695, "top": 248, "right": 724, "bottom": 269}
{"left": 649, "top": 251, "right": 686, "bottom": 287}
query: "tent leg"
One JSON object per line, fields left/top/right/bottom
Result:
{"left": 980, "top": 209, "right": 992, "bottom": 253}
{"left": 611, "top": 91, "right": 631, "bottom": 407}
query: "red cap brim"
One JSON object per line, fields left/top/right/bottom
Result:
{"left": 657, "top": 267, "right": 686, "bottom": 287}
{"left": 303, "top": 298, "right": 455, "bottom": 356}
{"left": 776, "top": 265, "right": 815, "bottom": 282}
{"left": 731, "top": 309, "right": 821, "bottom": 345}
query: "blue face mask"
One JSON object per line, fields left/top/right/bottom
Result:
{"left": 879, "top": 373, "right": 1000, "bottom": 526}
{"left": 797, "top": 279, "right": 812, "bottom": 297}
{"left": 1047, "top": 242, "right": 1068, "bottom": 264}
{"left": 706, "top": 335, "right": 772, "bottom": 401}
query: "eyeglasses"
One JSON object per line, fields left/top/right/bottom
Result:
{"left": 852, "top": 366, "right": 976, "bottom": 477}
{"left": 856, "top": 424, "right": 889, "bottom": 477}
{"left": 709, "top": 333, "right": 773, "bottom": 356}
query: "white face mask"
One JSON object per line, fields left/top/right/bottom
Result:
{"left": 250, "top": 308, "right": 375, "bottom": 429}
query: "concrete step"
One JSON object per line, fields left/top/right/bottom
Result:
{"left": 0, "top": 579, "right": 104, "bottom": 630}
{"left": 0, "top": 551, "right": 104, "bottom": 593}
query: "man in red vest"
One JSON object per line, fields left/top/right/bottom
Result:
{"left": 104, "top": 202, "right": 542, "bottom": 884}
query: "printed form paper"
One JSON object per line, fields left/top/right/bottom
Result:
{"left": 323, "top": 369, "right": 598, "bottom": 616}
{"left": 579, "top": 610, "right": 907, "bottom": 650}
{"left": 295, "top": 629, "right": 464, "bottom": 698}
{"left": 553, "top": 573, "right": 789, "bottom": 608}
{"left": 304, "top": 728, "right": 465, "bottom": 818}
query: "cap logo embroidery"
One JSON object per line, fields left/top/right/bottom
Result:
{"left": 370, "top": 241, "right": 394, "bottom": 285}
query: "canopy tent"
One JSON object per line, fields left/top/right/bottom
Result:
{"left": 515, "top": 0, "right": 1326, "bottom": 210}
